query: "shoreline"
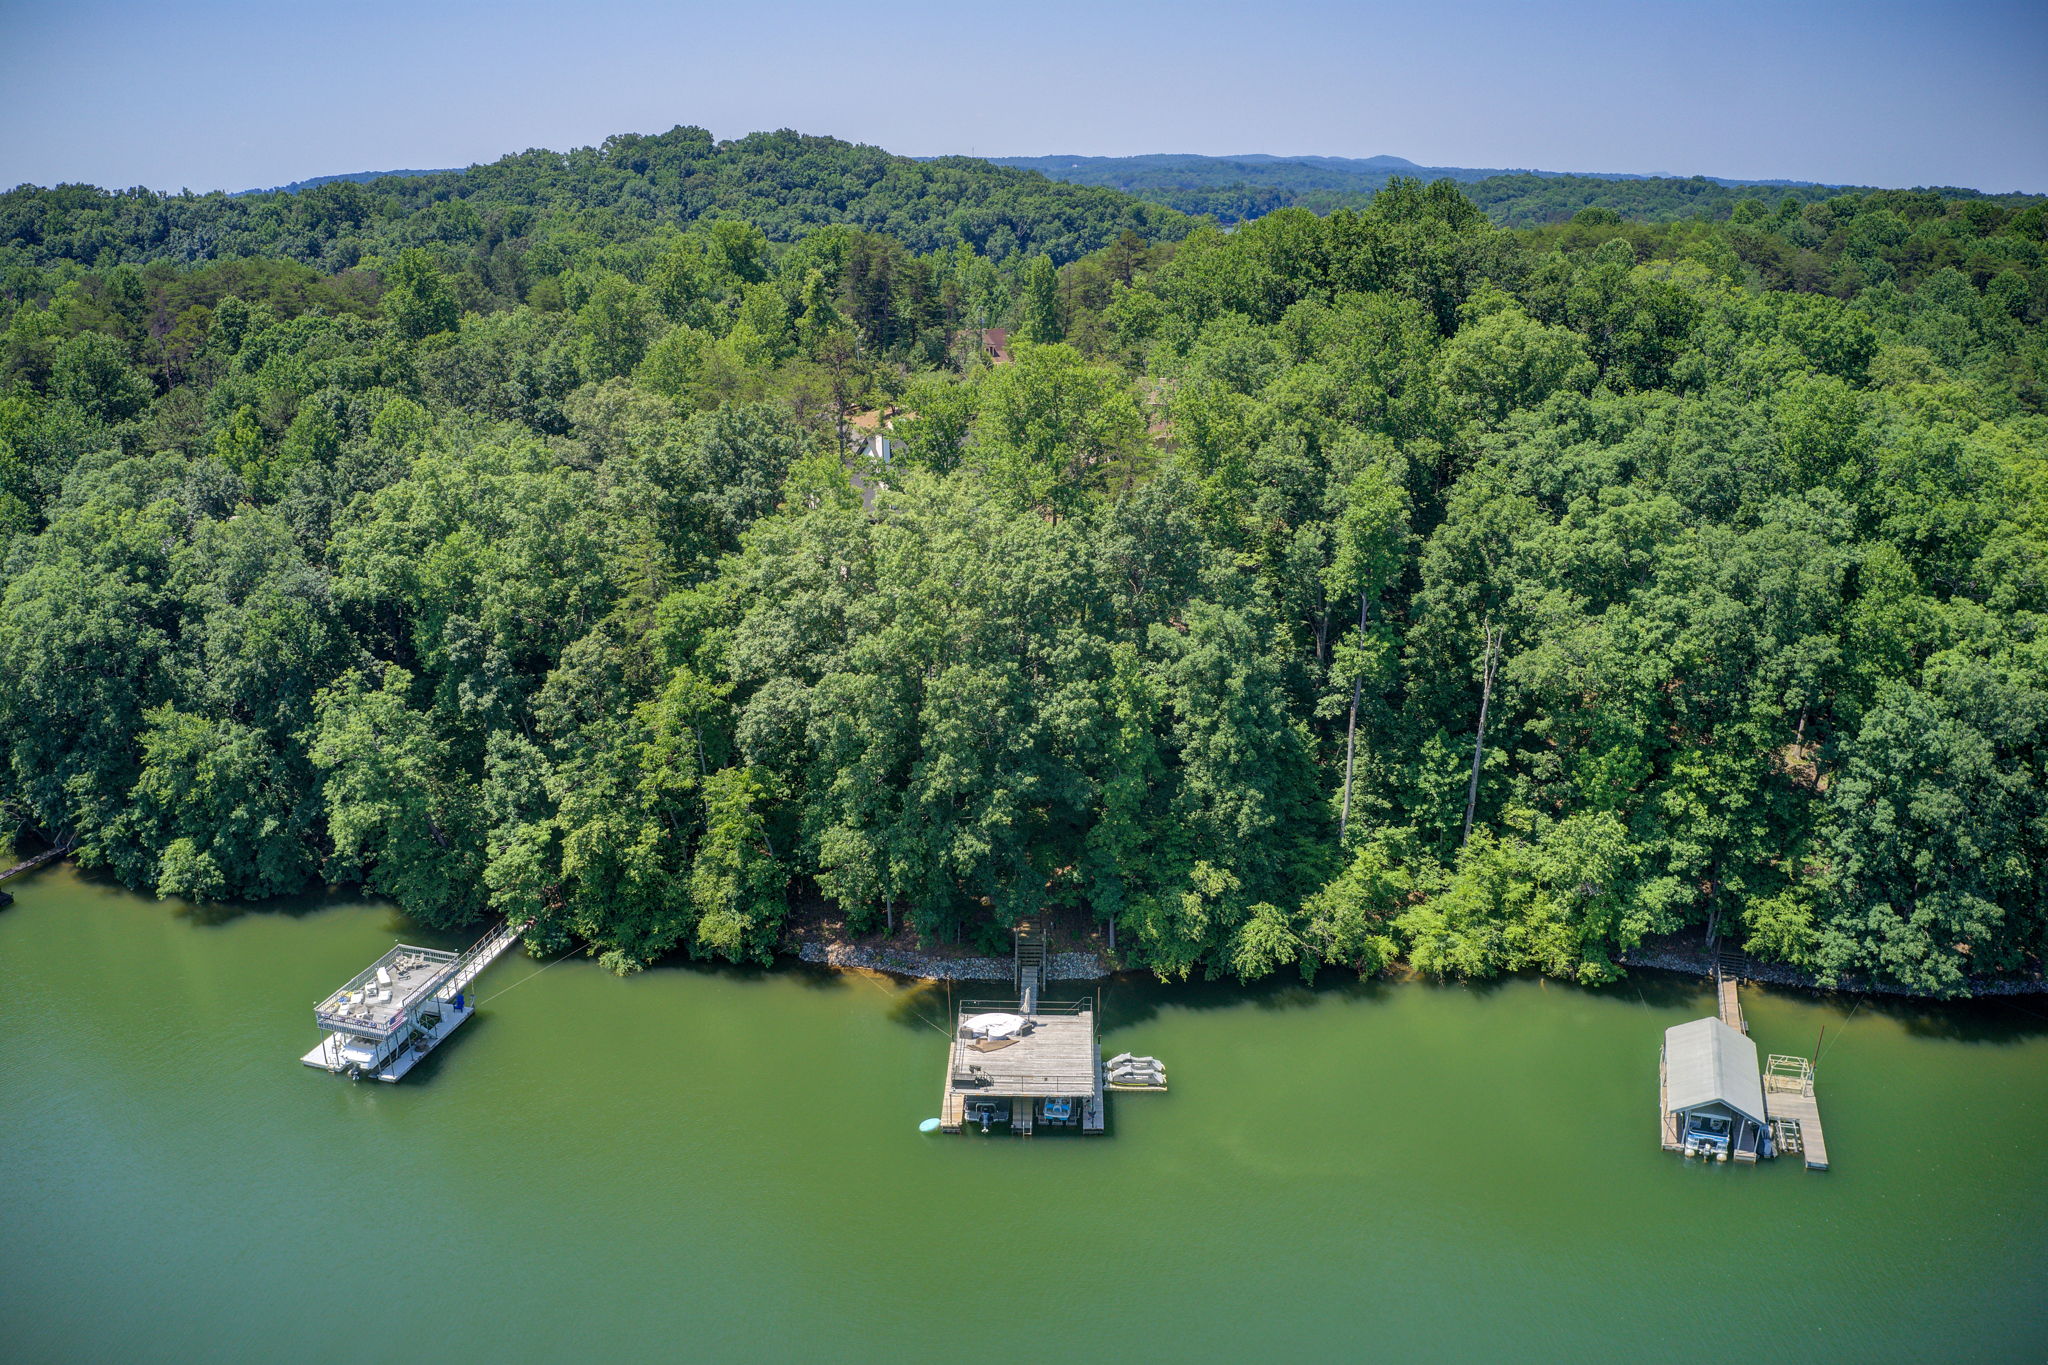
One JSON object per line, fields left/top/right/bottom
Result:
{"left": 10, "top": 853, "right": 2040, "bottom": 1001}
{"left": 783, "top": 930, "right": 2048, "bottom": 1000}
{"left": 793, "top": 939, "right": 1109, "bottom": 982}
{"left": 1619, "top": 937, "right": 2048, "bottom": 998}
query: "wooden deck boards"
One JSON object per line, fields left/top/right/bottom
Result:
{"left": 946, "top": 1012, "right": 1098, "bottom": 1098}
{"left": 1767, "top": 1087, "right": 1830, "bottom": 1170}
{"left": 942, "top": 1005, "right": 1097, "bottom": 1134}
{"left": 1717, "top": 975, "right": 1745, "bottom": 1033}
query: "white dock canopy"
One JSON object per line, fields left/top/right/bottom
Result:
{"left": 1663, "top": 1016, "right": 1767, "bottom": 1126}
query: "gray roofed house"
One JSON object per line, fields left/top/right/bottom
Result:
{"left": 1662, "top": 1016, "right": 1769, "bottom": 1160}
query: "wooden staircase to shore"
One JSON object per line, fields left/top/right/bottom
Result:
{"left": 1015, "top": 919, "right": 1046, "bottom": 1016}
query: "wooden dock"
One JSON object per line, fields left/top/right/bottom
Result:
{"left": 1658, "top": 1049, "right": 1680, "bottom": 1151}
{"left": 0, "top": 842, "right": 71, "bottom": 886}
{"left": 1765, "top": 1055, "right": 1829, "bottom": 1170}
{"left": 1715, "top": 950, "right": 1747, "bottom": 1033}
{"left": 934, "top": 929, "right": 1156, "bottom": 1139}
{"left": 1661, "top": 951, "right": 1833, "bottom": 1170}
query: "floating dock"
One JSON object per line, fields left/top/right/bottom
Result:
{"left": 301, "top": 919, "right": 527, "bottom": 1081}
{"left": 1658, "top": 949, "right": 1829, "bottom": 1168}
{"left": 938, "top": 922, "right": 1165, "bottom": 1136}
{"left": 1764, "top": 1054, "right": 1829, "bottom": 1170}
{"left": 941, "top": 998, "right": 1107, "bottom": 1134}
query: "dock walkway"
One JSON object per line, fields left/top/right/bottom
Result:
{"left": 1715, "top": 950, "right": 1747, "bottom": 1033}
{"left": 0, "top": 842, "right": 71, "bottom": 886}
{"left": 440, "top": 918, "right": 527, "bottom": 1001}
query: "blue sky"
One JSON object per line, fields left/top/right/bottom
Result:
{"left": 2, "top": 0, "right": 2043, "bottom": 192}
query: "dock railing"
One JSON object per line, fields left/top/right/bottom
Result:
{"left": 315, "top": 945, "right": 460, "bottom": 1036}
{"left": 436, "top": 917, "right": 533, "bottom": 1002}
{"left": 957, "top": 997, "right": 1089, "bottom": 1017}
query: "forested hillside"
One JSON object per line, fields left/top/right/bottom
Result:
{"left": 3, "top": 135, "right": 2045, "bottom": 996}
{"left": 995, "top": 152, "right": 2041, "bottom": 228}
{"left": 0, "top": 126, "right": 1192, "bottom": 275}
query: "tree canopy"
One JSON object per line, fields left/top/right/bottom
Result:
{"left": 3, "top": 135, "right": 2045, "bottom": 998}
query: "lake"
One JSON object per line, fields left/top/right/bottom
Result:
{"left": 3, "top": 862, "right": 2045, "bottom": 1362}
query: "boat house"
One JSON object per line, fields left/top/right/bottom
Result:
{"left": 1660, "top": 1016, "right": 1770, "bottom": 1162}
{"left": 1656, "top": 952, "right": 1831, "bottom": 1169}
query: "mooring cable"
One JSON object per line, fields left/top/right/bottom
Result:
{"left": 474, "top": 941, "right": 586, "bottom": 1004}
{"left": 841, "top": 962, "right": 953, "bottom": 1036}
{"left": 1815, "top": 992, "right": 1867, "bottom": 1066}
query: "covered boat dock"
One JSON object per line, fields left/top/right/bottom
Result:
{"left": 1660, "top": 1017, "right": 1771, "bottom": 1161}
{"left": 1658, "top": 951, "right": 1831, "bottom": 1169}
{"left": 940, "top": 998, "right": 1106, "bottom": 1135}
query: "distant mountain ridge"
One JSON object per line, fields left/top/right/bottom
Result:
{"left": 973, "top": 153, "right": 2025, "bottom": 227}
{"left": 237, "top": 168, "right": 458, "bottom": 196}
{"left": 6, "top": 127, "right": 1191, "bottom": 274}
{"left": 989, "top": 152, "right": 1842, "bottom": 192}
{"left": 250, "top": 152, "right": 1842, "bottom": 202}
{"left": 225, "top": 144, "right": 2029, "bottom": 235}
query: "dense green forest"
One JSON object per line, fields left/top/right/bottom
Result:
{"left": 995, "top": 152, "right": 2042, "bottom": 228}
{"left": 0, "top": 128, "right": 1191, "bottom": 277}
{"left": 4, "top": 128, "right": 2046, "bottom": 996}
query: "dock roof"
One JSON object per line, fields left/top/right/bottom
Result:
{"left": 1664, "top": 1016, "right": 1767, "bottom": 1125}
{"left": 316, "top": 943, "right": 459, "bottom": 1038}
{"left": 948, "top": 1003, "right": 1098, "bottom": 1098}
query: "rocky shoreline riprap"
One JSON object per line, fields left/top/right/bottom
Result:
{"left": 789, "top": 932, "right": 2044, "bottom": 999}
{"left": 793, "top": 940, "right": 1108, "bottom": 982}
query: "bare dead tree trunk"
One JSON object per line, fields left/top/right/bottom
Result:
{"left": 1461, "top": 619, "right": 1504, "bottom": 849}
{"left": 1339, "top": 591, "right": 1369, "bottom": 844}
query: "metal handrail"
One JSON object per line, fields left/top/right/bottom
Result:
{"left": 434, "top": 918, "right": 532, "bottom": 1001}
{"left": 956, "top": 997, "right": 1090, "bottom": 1016}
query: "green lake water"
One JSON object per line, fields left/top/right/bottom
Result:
{"left": 3, "top": 862, "right": 2046, "bottom": 1362}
